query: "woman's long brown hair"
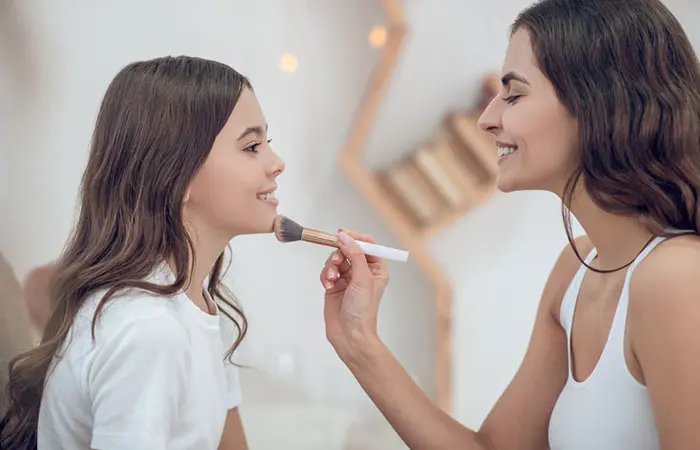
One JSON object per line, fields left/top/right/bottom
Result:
{"left": 0, "top": 55, "right": 251, "bottom": 449}
{"left": 512, "top": 0, "right": 700, "bottom": 270}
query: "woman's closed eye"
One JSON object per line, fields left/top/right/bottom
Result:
{"left": 503, "top": 95, "right": 522, "bottom": 105}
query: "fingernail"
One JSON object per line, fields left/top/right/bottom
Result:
{"left": 332, "top": 252, "right": 342, "bottom": 262}
{"left": 327, "top": 268, "right": 337, "bottom": 280}
{"left": 323, "top": 279, "right": 331, "bottom": 289}
{"left": 339, "top": 231, "right": 351, "bottom": 244}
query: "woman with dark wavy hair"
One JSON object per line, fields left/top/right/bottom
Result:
{"left": 1, "top": 55, "right": 285, "bottom": 450}
{"left": 318, "top": 1, "right": 700, "bottom": 449}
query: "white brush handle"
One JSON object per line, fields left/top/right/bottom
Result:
{"left": 356, "top": 241, "right": 409, "bottom": 263}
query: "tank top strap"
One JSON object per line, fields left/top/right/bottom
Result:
{"left": 594, "top": 236, "right": 665, "bottom": 371}
{"left": 560, "top": 230, "right": 693, "bottom": 332}
{"left": 626, "top": 236, "right": 666, "bottom": 274}
{"left": 559, "top": 246, "right": 598, "bottom": 332}
{"left": 616, "top": 235, "right": 671, "bottom": 318}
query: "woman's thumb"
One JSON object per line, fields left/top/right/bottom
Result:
{"left": 338, "top": 231, "right": 372, "bottom": 284}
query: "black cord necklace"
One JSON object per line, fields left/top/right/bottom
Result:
{"left": 574, "top": 234, "right": 657, "bottom": 274}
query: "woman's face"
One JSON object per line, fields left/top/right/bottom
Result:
{"left": 478, "top": 28, "right": 579, "bottom": 195}
{"left": 184, "top": 88, "right": 286, "bottom": 239}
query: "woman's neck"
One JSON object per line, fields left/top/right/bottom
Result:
{"left": 567, "top": 191, "right": 653, "bottom": 270}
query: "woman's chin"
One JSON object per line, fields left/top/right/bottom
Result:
{"left": 496, "top": 169, "right": 549, "bottom": 193}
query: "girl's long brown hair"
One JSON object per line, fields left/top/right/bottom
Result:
{"left": 512, "top": 0, "right": 700, "bottom": 270}
{"left": 0, "top": 55, "right": 251, "bottom": 449}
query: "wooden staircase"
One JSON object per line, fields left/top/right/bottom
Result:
{"left": 338, "top": 0, "right": 500, "bottom": 412}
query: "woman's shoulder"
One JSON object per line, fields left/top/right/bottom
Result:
{"left": 626, "top": 234, "right": 700, "bottom": 386}
{"left": 626, "top": 233, "right": 700, "bottom": 339}
{"left": 630, "top": 233, "right": 700, "bottom": 305}
{"left": 643, "top": 232, "right": 700, "bottom": 262}
{"left": 540, "top": 235, "right": 593, "bottom": 317}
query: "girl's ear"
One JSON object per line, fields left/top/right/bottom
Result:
{"left": 183, "top": 187, "right": 191, "bottom": 204}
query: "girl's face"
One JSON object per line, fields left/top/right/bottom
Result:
{"left": 185, "top": 88, "right": 285, "bottom": 239}
{"left": 478, "top": 28, "right": 579, "bottom": 195}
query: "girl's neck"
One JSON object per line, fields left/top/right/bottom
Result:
{"left": 181, "top": 222, "right": 234, "bottom": 314}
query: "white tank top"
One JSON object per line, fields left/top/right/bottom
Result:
{"left": 548, "top": 236, "right": 665, "bottom": 450}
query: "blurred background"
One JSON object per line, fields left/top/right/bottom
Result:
{"left": 2, "top": 0, "right": 699, "bottom": 448}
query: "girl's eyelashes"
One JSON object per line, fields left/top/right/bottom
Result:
{"left": 243, "top": 138, "right": 272, "bottom": 153}
{"left": 503, "top": 95, "right": 522, "bottom": 104}
{"left": 243, "top": 143, "right": 260, "bottom": 153}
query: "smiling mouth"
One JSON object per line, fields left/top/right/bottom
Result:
{"left": 256, "top": 191, "right": 276, "bottom": 200}
{"left": 498, "top": 144, "right": 518, "bottom": 162}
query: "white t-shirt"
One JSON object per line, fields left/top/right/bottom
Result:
{"left": 37, "top": 265, "right": 243, "bottom": 450}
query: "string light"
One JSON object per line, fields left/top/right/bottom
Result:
{"left": 368, "top": 25, "right": 387, "bottom": 48}
{"left": 279, "top": 53, "right": 298, "bottom": 73}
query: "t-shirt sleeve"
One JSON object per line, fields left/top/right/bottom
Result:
{"left": 87, "top": 314, "right": 190, "bottom": 450}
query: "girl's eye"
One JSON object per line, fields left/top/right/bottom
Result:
{"left": 244, "top": 139, "right": 272, "bottom": 153}
{"left": 503, "top": 95, "right": 521, "bottom": 105}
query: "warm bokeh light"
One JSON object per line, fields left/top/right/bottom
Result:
{"left": 279, "top": 53, "right": 298, "bottom": 73}
{"left": 368, "top": 25, "right": 387, "bottom": 48}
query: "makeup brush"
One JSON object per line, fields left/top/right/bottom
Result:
{"left": 273, "top": 215, "right": 410, "bottom": 263}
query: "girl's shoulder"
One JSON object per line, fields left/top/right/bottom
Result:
{"left": 71, "top": 286, "right": 189, "bottom": 352}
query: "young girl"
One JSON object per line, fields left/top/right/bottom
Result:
{"left": 0, "top": 55, "right": 284, "bottom": 450}
{"left": 321, "top": 0, "right": 700, "bottom": 449}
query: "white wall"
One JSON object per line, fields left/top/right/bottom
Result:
{"left": 2, "top": 0, "right": 700, "bottom": 448}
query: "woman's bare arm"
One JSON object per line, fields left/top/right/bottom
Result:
{"left": 629, "top": 236, "right": 700, "bottom": 449}
{"left": 338, "top": 237, "right": 590, "bottom": 450}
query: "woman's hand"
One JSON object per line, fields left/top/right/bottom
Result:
{"left": 320, "top": 230, "right": 389, "bottom": 358}
{"left": 318, "top": 231, "right": 486, "bottom": 450}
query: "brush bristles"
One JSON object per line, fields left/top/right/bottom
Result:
{"left": 274, "top": 215, "right": 304, "bottom": 242}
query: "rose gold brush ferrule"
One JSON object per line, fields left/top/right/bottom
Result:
{"left": 301, "top": 228, "right": 339, "bottom": 248}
